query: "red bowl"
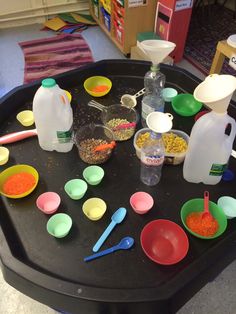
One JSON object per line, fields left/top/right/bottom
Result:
{"left": 140, "top": 219, "right": 189, "bottom": 265}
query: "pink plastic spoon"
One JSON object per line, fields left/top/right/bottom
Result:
{"left": 114, "top": 122, "right": 136, "bottom": 130}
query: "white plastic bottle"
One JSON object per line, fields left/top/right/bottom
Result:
{"left": 183, "top": 111, "right": 236, "bottom": 184}
{"left": 33, "top": 78, "right": 73, "bottom": 152}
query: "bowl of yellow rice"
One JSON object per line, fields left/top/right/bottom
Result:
{"left": 133, "top": 128, "right": 189, "bottom": 165}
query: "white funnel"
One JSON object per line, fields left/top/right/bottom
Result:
{"left": 139, "top": 40, "right": 176, "bottom": 65}
{"left": 146, "top": 112, "right": 173, "bottom": 133}
{"left": 194, "top": 74, "right": 236, "bottom": 114}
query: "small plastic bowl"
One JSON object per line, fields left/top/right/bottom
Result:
{"left": 0, "top": 147, "right": 10, "bottom": 165}
{"left": 83, "top": 165, "right": 105, "bottom": 185}
{"left": 84, "top": 76, "right": 112, "bottom": 97}
{"left": 82, "top": 197, "right": 107, "bottom": 221}
{"left": 180, "top": 198, "right": 227, "bottom": 239}
{"left": 16, "top": 110, "right": 34, "bottom": 126}
{"left": 0, "top": 164, "right": 39, "bottom": 199}
{"left": 130, "top": 191, "right": 154, "bottom": 214}
{"left": 217, "top": 196, "right": 236, "bottom": 219}
{"left": 36, "top": 192, "right": 61, "bottom": 214}
{"left": 74, "top": 124, "right": 115, "bottom": 164}
{"left": 64, "top": 179, "right": 88, "bottom": 200}
{"left": 133, "top": 128, "right": 189, "bottom": 165}
{"left": 64, "top": 90, "right": 72, "bottom": 102}
{"left": 47, "top": 213, "right": 72, "bottom": 238}
{"left": 171, "top": 93, "right": 203, "bottom": 116}
{"left": 194, "top": 110, "right": 210, "bottom": 121}
{"left": 162, "top": 87, "right": 178, "bottom": 102}
{"left": 140, "top": 219, "right": 189, "bottom": 265}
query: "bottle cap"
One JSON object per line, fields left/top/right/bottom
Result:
{"left": 222, "top": 169, "right": 235, "bottom": 181}
{"left": 42, "top": 78, "right": 56, "bottom": 88}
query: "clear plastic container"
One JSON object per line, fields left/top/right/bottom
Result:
{"left": 33, "top": 78, "right": 73, "bottom": 153}
{"left": 74, "top": 123, "right": 115, "bottom": 164}
{"left": 134, "top": 128, "right": 189, "bottom": 165}
{"left": 88, "top": 101, "right": 138, "bottom": 141}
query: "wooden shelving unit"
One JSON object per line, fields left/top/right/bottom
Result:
{"left": 89, "top": 0, "right": 157, "bottom": 55}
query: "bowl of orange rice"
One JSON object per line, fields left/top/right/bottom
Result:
{"left": 0, "top": 164, "right": 39, "bottom": 198}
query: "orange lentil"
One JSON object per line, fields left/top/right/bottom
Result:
{"left": 186, "top": 212, "right": 219, "bottom": 237}
{"left": 3, "top": 172, "right": 36, "bottom": 195}
{"left": 91, "top": 85, "right": 109, "bottom": 93}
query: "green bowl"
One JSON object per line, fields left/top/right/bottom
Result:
{"left": 180, "top": 198, "right": 227, "bottom": 239}
{"left": 47, "top": 213, "right": 72, "bottom": 238}
{"left": 171, "top": 93, "right": 202, "bottom": 116}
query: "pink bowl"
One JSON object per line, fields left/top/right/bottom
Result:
{"left": 130, "top": 191, "right": 154, "bottom": 214}
{"left": 36, "top": 192, "right": 61, "bottom": 214}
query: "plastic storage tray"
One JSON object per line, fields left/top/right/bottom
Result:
{"left": 0, "top": 60, "right": 236, "bottom": 314}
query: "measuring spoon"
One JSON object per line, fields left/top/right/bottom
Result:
{"left": 120, "top": 88, "right": 145, "bottom": 108}
{"left": 94, "top": 141, "right": 116, "bottom": 152}
{"left": 84, "top": 236, "right": 134, "bottom": 262}
{"left": 201, "top": 191, "right": 214, "bottom": 220}
{"left": 92, "top": 207, "right": 127, "bottom": 252}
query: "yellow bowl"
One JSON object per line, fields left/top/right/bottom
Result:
{"left": 64, "top": 90, "right": 72, "bottom": 102}
{"left": 0, "top": 147, "right": 10, "bottom": 165}
{"left": 84, "top": 76, "right": 112, "bottom": 97}
{"left": 0, "top": 164, "right": 39, "bottom": 198}
{"left": 16, "top": 110, "right": 34, "bottom": 127}
{"left": 82, "top": 197, "right": 107, "bottom": 221}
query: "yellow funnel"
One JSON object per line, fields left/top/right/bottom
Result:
{"left": 194, "top": 74, "right": 236, "bottom": 113}
{"left": 139, "top": 40, "right": 176, "bottom": 65}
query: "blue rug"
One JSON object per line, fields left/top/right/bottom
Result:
{"left": 184, "top": 4, "right": 236, "bottom": 75}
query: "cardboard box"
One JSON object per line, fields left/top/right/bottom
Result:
{"left": 130, "top": 45, "right": 173, "bottom": 65}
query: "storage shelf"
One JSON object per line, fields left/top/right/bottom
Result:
{"left": 89, "top": 0, "right": 157, "bottom": 55}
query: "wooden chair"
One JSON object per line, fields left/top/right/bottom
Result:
{"left": 210, "top": 40, "right": 236, "bottom": 74}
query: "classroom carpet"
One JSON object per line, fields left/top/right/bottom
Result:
{"left": 19, "top": 34, "right": 94, "bottom": 84}
{"left": 184, "top": 4, "right": 236, "bottom": 75}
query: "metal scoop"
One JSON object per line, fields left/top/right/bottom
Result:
{"left": 120, "top": 88, "right": 145, "bottom": 108}
{"left": 88, "top": 100, "right": 108, "bottom": 112}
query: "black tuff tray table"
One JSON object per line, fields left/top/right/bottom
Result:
{"left": 1, "top": 60, "right": 236, "bottom": 314}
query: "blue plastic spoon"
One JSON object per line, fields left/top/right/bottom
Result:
{"left": 93, "top": 207, "right": 127, "bottom": 252}
{"left": 84, "top": 236, "right": 134, "bottom": 262}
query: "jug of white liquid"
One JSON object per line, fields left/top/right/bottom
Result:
{"left": 33, "top": 78, "right": 73, "bottom": 152}
{"left": 183, "top": 74, "right": 236, "bottom": 185}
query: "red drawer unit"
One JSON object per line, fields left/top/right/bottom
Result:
{"left": 154, "top": 0, "right": 193, "bottom": 62}
{"left": 113, "top": 19, "right": 124, "bottom": 46}
{"left": 113, "top": 0, "right": 125, "bottom": 17}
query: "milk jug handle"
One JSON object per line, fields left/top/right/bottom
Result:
{"left": 226, "top": 116, "right": 236, "bottom": 144}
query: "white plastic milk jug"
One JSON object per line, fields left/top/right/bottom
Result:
{"left": 33, "top": 78, "right": 73, "bottom": 152}
{"left": 183, "top": 74, "right": 236, "bottom": 185}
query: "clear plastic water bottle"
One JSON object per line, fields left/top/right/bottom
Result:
{"left": 141, "top": 64, "right": 165, "bottom": 127}
{"left": 140, "top": 131, "right": 165, "bottom": 186}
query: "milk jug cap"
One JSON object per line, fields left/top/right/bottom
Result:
{"left": 42, "top": 78, "right": 56, "bottom": 88}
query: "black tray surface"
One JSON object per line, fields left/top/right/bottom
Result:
{"left": 1, "top": 60, "right": 236, "bottom": 314}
